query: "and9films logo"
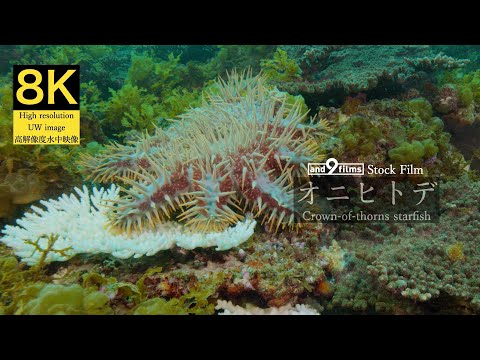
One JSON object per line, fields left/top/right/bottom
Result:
{"left": 13, "top": 65, "right": 80, "bottom": 145}
{"left": 308, "top": 158, "right": 364, "bottom": 176}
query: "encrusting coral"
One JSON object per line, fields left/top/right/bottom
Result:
{"left": 79, "top": 70, "right": 326, "bottom": 234}
{"left": 272, "top": 45, "right": 469, "bottom": 108}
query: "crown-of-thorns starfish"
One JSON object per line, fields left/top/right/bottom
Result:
{"left": 79, "top": 70, "right": 327, "bottom": 234}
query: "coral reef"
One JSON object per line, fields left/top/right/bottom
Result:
{"left": 12, "top": 283, "right": 113, "bottom": 315}
{"left": 206, "top": 45, "right": 276, "bottom": 76}
{"left": 433, "top": 69, "right": 480, "bottom": 127}
{"left": 336, "top": 176, "right": 480, "bottom": 313}
{"left": 1, "top": 46, "right": 480, "bottom": 316}
{"left": 406, "top": 68, "right": 480, "bottom": 171}
{"left": 432, "top": 45, "right": 480, "bottom": 72}
{"left": 318, "top": 97, "right": 468, "bottom": 178}
{"left": 219, "top": 229, "right": 346, "bottom": 307}
{"left": 0, "top": 254, "right": 227, "bottom": 315}
{"left": 275, "top": 45, "right": 468, "bottom": 108}
{"left": 100, "top": 52, "right": 204, "bottom": 140}
{"left": 260, "top": 48, "right": 301, "bottom": 82}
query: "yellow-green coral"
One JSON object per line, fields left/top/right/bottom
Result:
{"left": 102, "top": 52, "right": 204, "bottom": 139}
{"left": 406, "top": 98, "right": 433, "bottom": 122}
{"left": 13, "top": 283, "right": 113, "bottom": 315}
{"left": 388, "top": 139, "right": 438, "bottom": 165}
{"left": 436, "top": 69, "right": 480, "bottom": 125}
{"left": 2, "top": 265, "right": 224, "bottom": 315}
{"left": 103, "top": 84, "right": 162, "bottom": 137}
{"left": 0, "top": 243, "right": 49, "bottom": 313}
{"left": 336, "top": 116, "right": 382, "bottom": 156}
{"left": 439, "top": 69, "right": 480, "bottom": 104}
{"left": 325, "top": 97, "right": 467, "bottom": 177}
{"left": 133, "top": 273, "right": 223, "bottom": 315}
{"left": 446, "top": 242, "right": 465, "bottom": 262}
{"left": 261, "top": 48, "right": 301, "bottom": 82}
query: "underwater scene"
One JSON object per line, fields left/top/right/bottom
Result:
{"left": 0, "top": 45, "right": 480, "bottom": 315}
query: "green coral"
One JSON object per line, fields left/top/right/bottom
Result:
{"left": 339, "top": 176, "right": 480, "bottom": 313}
{"left": 330, "top": 255, "right": 421, "bottom": 314}
{"left": 324, "top": 98, "right": 467, "bottom": 177}
{"left": 13, "top": 283, "right": 113, "bottom": 315}
{"left": 439, "top": 69, "right": 480, "bottom": 104}
{"left": 406, "top": 98, "right": 433, "bottom": 122}
{"left": 133, "top": 281, "right": 217, "bottom": 315}
{"left": 133, "top": 298, "right": 189, "bottom": 315}
{"left": 1, "top": 264, "right": 223, "bottom": 315}
{"left": 102, "top": 52, "right": 203, "bottom": 139}
{"left": 436, "top": 69, "right": 480, "bottom": 126}
{"left": 336, "top": 116, "right": 382, "bottom": 157}
{"left": 104, "top": 84, "right": 163, "bottom": 137}
{"left": 332, "top": 176, "right": 480, "bottom": 314}
{"left": 388, "top": 139, "right": 439, "bottom": 165}
{"left": 261, "top": 48, "right": 301, "bottom": 82}
{"left": 207, "top": 45, "right": 276, "bottom": 75}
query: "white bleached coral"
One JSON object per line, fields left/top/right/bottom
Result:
{"left": 215, "top": 300, "right": 320, "bottom": 315}
{"left": 0, "top": 185, "right": 256, "bottom": 266}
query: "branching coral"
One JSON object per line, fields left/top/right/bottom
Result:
{"left": 79, "top": 70, "right": 326, "bottom": 234}
{"left": 215, "top": 300, "right": 320, "bottom": 315}
{"left": 1, "top": 185, "right": 256, "bottom": 265}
